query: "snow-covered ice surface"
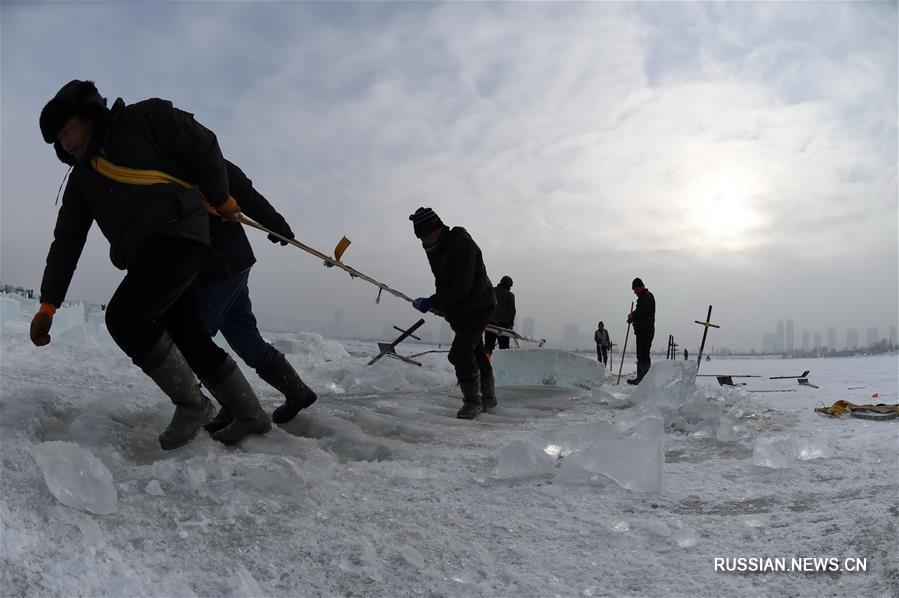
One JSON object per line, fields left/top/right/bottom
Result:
{"left": 1, "top": 306, "right": 897, "bottom": 596}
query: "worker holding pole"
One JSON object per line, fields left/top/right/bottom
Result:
{"left": 626, "top": 277, "right": 656, "bottom": 385}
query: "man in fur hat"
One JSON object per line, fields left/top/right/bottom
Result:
{"left": 33, "top": 79, "right": 282, "bottom": 449}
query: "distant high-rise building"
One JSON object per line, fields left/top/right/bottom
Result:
{"left": 846, "top": 329, "right": 859, "bottom": 350}
{"left": 866, "top": 328, "right": 879, "bottom": 348}
{"left": 827, "top": 328, "right": 836, "bottom": 350}
{"left": 776, "top": 320, "right": 785, "bottom": 353}
{"left": 890, "top": 325, "right": 898, "bottom": 347}
{"left": 522, "top": 317, "right": 535, "bottom": 338}
{"left": 801, "top": 330, "right": 809, "bottom": 352}
{"left": 786, "top": 319, "right": 794, "bottom": 353}
{"left": 813, "top": 331, "right": 822, "bottom": 351}
{"left": 762, "top": 333, "right": 777, "bottom": 354}
{"left": 564, "top": 324, "right": 579, "bottom": 349}
{"left": 420, "top": 331, "right": 434, "bottom": 345}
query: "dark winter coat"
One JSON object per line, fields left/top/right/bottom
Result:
{"left": 492, "top": 282, "right": 516, "bottom": 327}
{"left": 203, "top": 161, "right": 294, "bottom": 281}
{"left": 594, "top": 328, "right": 610, "bottom": 348}
{"left": 631, "top": 289, "right": 656, "bottom": 337}
{"left": 426, "top": 226, "right": 496, "bottom": 324}
{"left": 40, "top": 97, "right": 230, "bottom": 306}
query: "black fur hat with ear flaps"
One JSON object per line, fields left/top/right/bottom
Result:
{"left": 40, "top": 80, "right": 108, "bottom": 142}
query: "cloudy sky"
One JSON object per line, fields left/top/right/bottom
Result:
{"left": 2, "top": 1, "right": 896, "bottom": 351}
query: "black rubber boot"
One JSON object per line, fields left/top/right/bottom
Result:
{"left": 257, "top": 352, "right": 317, "bottom": 424}
{"left": 456, "top": 377, "right": 482, "bottom": 420}
{"left": 143, "top": 340, "right": 215, "bottom": 450}
{"left": 480, "top": 370, "right": 497, "bottom": 411}
{"left": 627, "top": 362, "right": 650, "bottom": 385}
{"left": 204, "top": 359, "right": 271, "bottom": 446}
{"left": 202, "top": 402, "right": 233, "bottom": 434}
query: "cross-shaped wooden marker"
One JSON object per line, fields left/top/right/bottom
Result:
{"left": 694, "top": 305, "right": 720, "bottom": 372}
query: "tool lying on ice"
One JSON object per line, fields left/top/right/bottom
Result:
{"left": 769, "top": 370, "right": 810, "bottom": 380}
{"left": 769, "top": 370, "right": 817, "bottom": 388}
{"left": 696, "top": 374, "right": 761, "bottom": 387}
{"left": 815, "top": 400, "right": 898, "bottom": 421}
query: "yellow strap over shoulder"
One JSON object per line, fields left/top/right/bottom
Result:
{"left": 90, "top": 156, "right": 222, "bottom": 215}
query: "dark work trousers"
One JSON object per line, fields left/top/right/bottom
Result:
{"left": 596, "top": 345, "right": 608, "bottom": 366}
{"left": 484, "top": 323, "right": 512, "bottom": 353}
{"left": 197, "top": 269, "right": 277, "bottom": 370}
{"left": 635, "top": 326, "right": 655, "bottom": 370}
{"left": 448, "top": 308, "right": 494, "bottom": 383}
{"left": 105, "top": 236, "right": 229, "bottom": 380}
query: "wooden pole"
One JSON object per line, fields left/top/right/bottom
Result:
{"left": 617, "top": 302, "right": 634, "bottom": 385}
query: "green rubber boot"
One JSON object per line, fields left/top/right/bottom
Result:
{"left": 143, "top": 342, "right": 215, "bottom": 451}
{"left": 206, "top": 363, "right": 272, "bottom": 446}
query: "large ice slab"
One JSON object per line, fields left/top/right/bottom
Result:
{"left": 622, "top": 361, "right": 737, "bottom": 438}
{"left": 494, "top": 438, "right": 558, "bottom": 479}
{"left": 556, "top": 435, "right": 664, "bottom": 492}
{"left": 1, "top": 296, "right": 21, "bottom": 328}
{"left": 495, "top": 415, "right": 664, "bottom": 492}
{"left": 51, "top": 303, "right": 86, "bottom": 336}
{"left": 633, "top": 360, "right": 699, "bottom": 412}
{"left": 752, "top": 436, "right": 832, "bottom": 469}
{"left": 31, "top": 441, "right": 118, "bottom": 515}
{"left": 491, "top": 349, "right": 605, "bottom": 389}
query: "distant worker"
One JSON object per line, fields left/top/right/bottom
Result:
{"left": 409, "top": 208, "right": 497, "bottom": 419}
{"left": 485, "top": 275, "right": 515, "bottom": 355}
{"left": 684, "top": 348, "right": 689, "bottom": 361}
{"left": 626, "top": 277, "right": 655, "bottom": 385}
{"left": 594, "top": 321, "right": 610, "bottom": 366}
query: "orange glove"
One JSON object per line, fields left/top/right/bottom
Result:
{"left": 30, "top": 303, "right": 56, "bottom": 346}
{"left": 216, "top": 196, "right": 242, "bottom": 222}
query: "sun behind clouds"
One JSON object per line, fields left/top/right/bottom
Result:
{"left": 689, "top": 170, "right": 766, "bottom": 248}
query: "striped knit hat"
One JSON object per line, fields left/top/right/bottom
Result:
{"left": 409, "top": 207, "right": 444, "bottom": 238}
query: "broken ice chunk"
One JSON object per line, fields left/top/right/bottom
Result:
{"left": 31, "top": 441, "right": 117, "bottom": 515}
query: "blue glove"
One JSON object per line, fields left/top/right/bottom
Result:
{"left": 412, "top": 297, "right": 430, "bottom": 313}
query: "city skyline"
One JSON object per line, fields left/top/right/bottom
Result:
{"left": 761, "top": 317, "right": 896, "bottom": 354}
